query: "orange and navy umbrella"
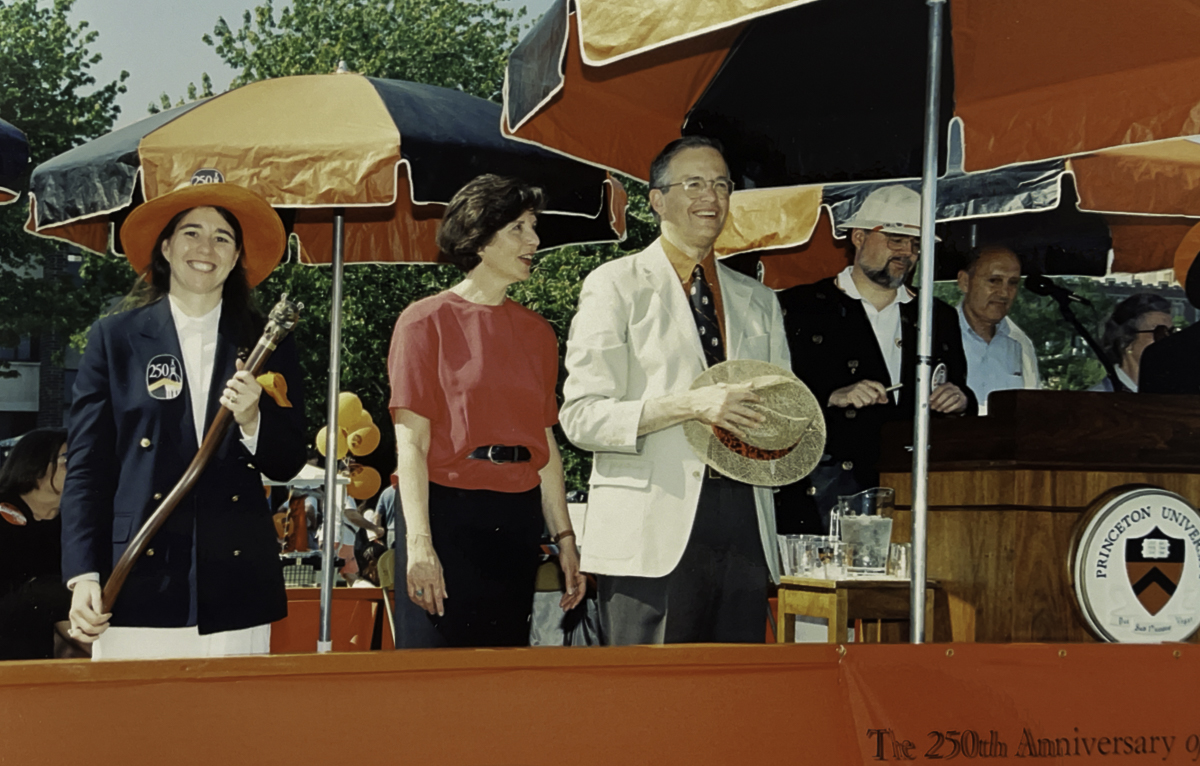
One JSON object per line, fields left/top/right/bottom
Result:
{"left": 504, "top": 0, "right": 1200, "bottom": 279}
{"left": 0, "top": 118, "right": 28, "bottom": 205}
{"left": 507, "top": 0, "right": 1200, "bottom": 185}
{"left": 26, "top": 73, "right": 626, "bottom": 261}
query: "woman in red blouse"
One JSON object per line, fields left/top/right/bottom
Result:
{"left": 387, "top": 174, "right": 585, "bottom": 647}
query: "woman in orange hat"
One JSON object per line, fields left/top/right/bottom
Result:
{"left": 388, "top": 174, "right": 584, "bottom": 648}
{"left": 62, "top": 183, "right": 307, "bottom": 659}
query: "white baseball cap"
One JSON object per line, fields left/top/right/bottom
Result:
{"left": 838, "top": 185, "right": 940, "bottom": 241}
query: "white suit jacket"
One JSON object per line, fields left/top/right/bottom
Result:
{"left": 560, "top": 239, "right": 790, "bottom": 582}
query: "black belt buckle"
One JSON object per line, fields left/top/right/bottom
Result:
{"left": 488, "top": 445, "right": 512, "bottom": 464}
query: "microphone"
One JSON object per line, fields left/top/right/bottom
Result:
{"left": 1025, "top": 274, "right": 1092, "bottom": 306}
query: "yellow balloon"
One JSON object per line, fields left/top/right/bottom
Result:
{"left": 347, "top": 464, "right": 382, "bottom": 500}
{"left": 337, "top": 393, "right": 364, "bottom": 431}
{"left": 348, "top": 423, "right": 381, "bottom": 457}
{"left": 315, "top": 425, "right": 348, "bottom": 460}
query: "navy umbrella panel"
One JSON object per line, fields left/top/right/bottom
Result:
{"left": 0, "top": 118, "right": 29, "bottom": 204}
{"left": 27, "top": 74, "right": 626, "bottom": 261}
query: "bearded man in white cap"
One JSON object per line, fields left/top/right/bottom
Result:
{"left": 774, "top": 185, "right": 975, "bottom": 534}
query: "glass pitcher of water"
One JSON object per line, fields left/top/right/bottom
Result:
{"left": 837, "top": 487, "right": 895, "bottom": 575}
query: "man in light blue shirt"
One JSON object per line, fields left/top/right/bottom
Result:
{"left": 956, "top": 246, "right": 1040, "bottom": 414}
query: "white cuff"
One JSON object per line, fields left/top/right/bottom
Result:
{"left": 67, "top": 572, "right": 100, "bottom": 590}
{"left": 240, "top": 411, "right": 262, "bottom": 454}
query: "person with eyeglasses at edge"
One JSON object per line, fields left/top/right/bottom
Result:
{"left": 1095, "top": 293, "right": 1178, "bottom": 393}
{"left": 773, "top": 185, "right": 975, "bottom": 536}
{"left": 560, "top": 136, "right": 790, "bottom": 645}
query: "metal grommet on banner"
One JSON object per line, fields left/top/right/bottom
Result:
{"left": 1174, "top": 649, "right": 1183, "bottom": 659}
{"left": 1058, "top": 649, "right": 1067, "bottom": 657}
{"left": 945, "top": 648, "right": 954, "bottom": 657}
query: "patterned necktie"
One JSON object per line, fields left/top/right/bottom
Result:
{"left": 689, "top": 264, "right": 725, "bottom": 367}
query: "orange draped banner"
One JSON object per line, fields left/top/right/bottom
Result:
{"left": 2, "top": 643, "right": 1198, "bottom": 764}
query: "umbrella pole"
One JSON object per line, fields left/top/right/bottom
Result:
{"left": 318, "top": 209, "right": 347, "bottom": 653}
{"left": 910, "top": 0, "right": 947, "bottom": 644}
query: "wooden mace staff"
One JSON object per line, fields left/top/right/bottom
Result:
{"left": 101, "top": 295, "right": 303, "bottom": 614}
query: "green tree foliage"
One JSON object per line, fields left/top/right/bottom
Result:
{"left": 0, "top": 0, "right": 129, "bottom": 372}
{"left": 206, "top": 0, "right": 522, "bottom": 96}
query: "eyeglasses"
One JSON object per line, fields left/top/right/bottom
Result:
{"left": 1136, "top": 325, "right": 1177, "bottom": 342}
{"left": 658, "top": 176, "right": 735, "bottom": 198}
{"left": 876, "top": 232, "right": 920, "bottom": 253}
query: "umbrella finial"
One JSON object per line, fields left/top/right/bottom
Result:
{"left": 336, "top": 60, "right": 349, "bottom": 74}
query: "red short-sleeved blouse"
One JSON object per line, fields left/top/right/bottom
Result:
{"left": 388, "top": 291, "right": 559, "bottom": 493}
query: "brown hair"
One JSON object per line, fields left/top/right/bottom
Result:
{"left": 435, "top": 175, "right": 545, "bottom": 273}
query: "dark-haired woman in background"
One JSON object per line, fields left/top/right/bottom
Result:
{"left": 1090, "top": 293, "right": 1174, "bottom": 392}
{"left": 0, "top": 428, "right": 83, "bottom": 659}
{"left": 62, "top": 183, "right": 306, "bottom": 659}
{"left": 388, "top": 174, "right": 584, "bottom": 647}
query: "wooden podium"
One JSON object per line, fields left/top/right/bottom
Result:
{"left": 878, "top": 390, "right": 1200, "bottom": 643}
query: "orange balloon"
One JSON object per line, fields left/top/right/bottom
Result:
{"left": 315, "top": 425, "right": 348, "bottom": 460}
{"left": 347, "top": 464, "right": 381, "bottom": 500}
{"left": 348, "top": 423, "right": 381, "bottom": 456}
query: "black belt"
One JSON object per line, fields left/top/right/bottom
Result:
{"left": 467, "top": 445, "right": 532, "bottom": 464}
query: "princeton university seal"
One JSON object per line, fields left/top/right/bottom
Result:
{"left": 1070, "top": 485, "right": 1200, "bottom": 643}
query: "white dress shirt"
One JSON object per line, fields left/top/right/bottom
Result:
{"left": 168, "top": 295, "right": 259, "bottom": 451}
{"left": 835, "top": 266, "right": 912, "bottom": 391}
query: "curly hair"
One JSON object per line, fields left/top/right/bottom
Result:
{"left": 436, "top": 175, "right": 546, "bottom": 273}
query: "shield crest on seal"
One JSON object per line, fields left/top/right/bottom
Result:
{"left": 1126, "top": 526, "right": 1185, "bottom": 616}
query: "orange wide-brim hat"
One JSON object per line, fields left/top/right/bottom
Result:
{"left": 119, "top": 183, "right": 286, "bottom": 288}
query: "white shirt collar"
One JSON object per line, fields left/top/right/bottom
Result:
{"left": 168, "top": 295, "right": 222, "bottom": 332}
{"left": 1117, "top": 366, "right": 1138, "bottom": 393}
{"left": 957, "top": 301, "right": 1011, "bottom": 342}
{"left": 835, "top": 265, "right": 913, "bottom": 308}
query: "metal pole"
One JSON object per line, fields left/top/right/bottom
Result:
{"left": 910, "top": 0, "right": 946, "bottom": 644}
{"left": 318, "top": 209, "right": 346, "bottom": 653}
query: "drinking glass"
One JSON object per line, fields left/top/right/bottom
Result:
{"left": 887, "top": 542, "right": 911, "bottom": 578}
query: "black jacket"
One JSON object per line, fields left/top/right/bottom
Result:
{"left": 61, "top": 299, "right": 306, "bottom": 634}
{"left": 1140, "top": 323, "right": 1200, "bottom": 394}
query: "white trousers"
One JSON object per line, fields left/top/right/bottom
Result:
{"left": 92, "top": 624, "right": 271, "bottom": 660}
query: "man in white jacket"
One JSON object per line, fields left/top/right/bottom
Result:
{"left": 560, "top": 136, "right": 789, "bottom": 645}
{"left": 956, "top": 246, "right": 1040, "bottom": 415}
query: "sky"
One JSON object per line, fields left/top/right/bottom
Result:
{"left": 66, "top": 0, "right": 554, "bottom": 130}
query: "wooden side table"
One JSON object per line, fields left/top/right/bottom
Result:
{"left": 777, "top": 576, "right": 937, "bottom": 643}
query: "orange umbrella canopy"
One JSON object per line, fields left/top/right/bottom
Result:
{"left": 506, "top": 0, "right": 1200, "bottom": 181}
{"left": 26, "top": 74, "right": 626, "bottom": 265}
{"left": 505, "top": 0, "right": 1200, "bottom": 278}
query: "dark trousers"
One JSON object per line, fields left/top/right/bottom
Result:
{"left": 598, "top": 477, "right": 769, "bottom": 645}
{"left": 412, "top": 482, "right": 543, "bottom": 648}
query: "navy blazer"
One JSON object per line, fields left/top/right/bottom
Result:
{"left": 61, "top": 298, "right": 306, "bottom": 634}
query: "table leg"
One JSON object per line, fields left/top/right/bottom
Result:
{"left": 779, "top": 590, "right": 797, "bottom": 643}
{"left": 923, "top": 586, "right": 935, "bottom": 643}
